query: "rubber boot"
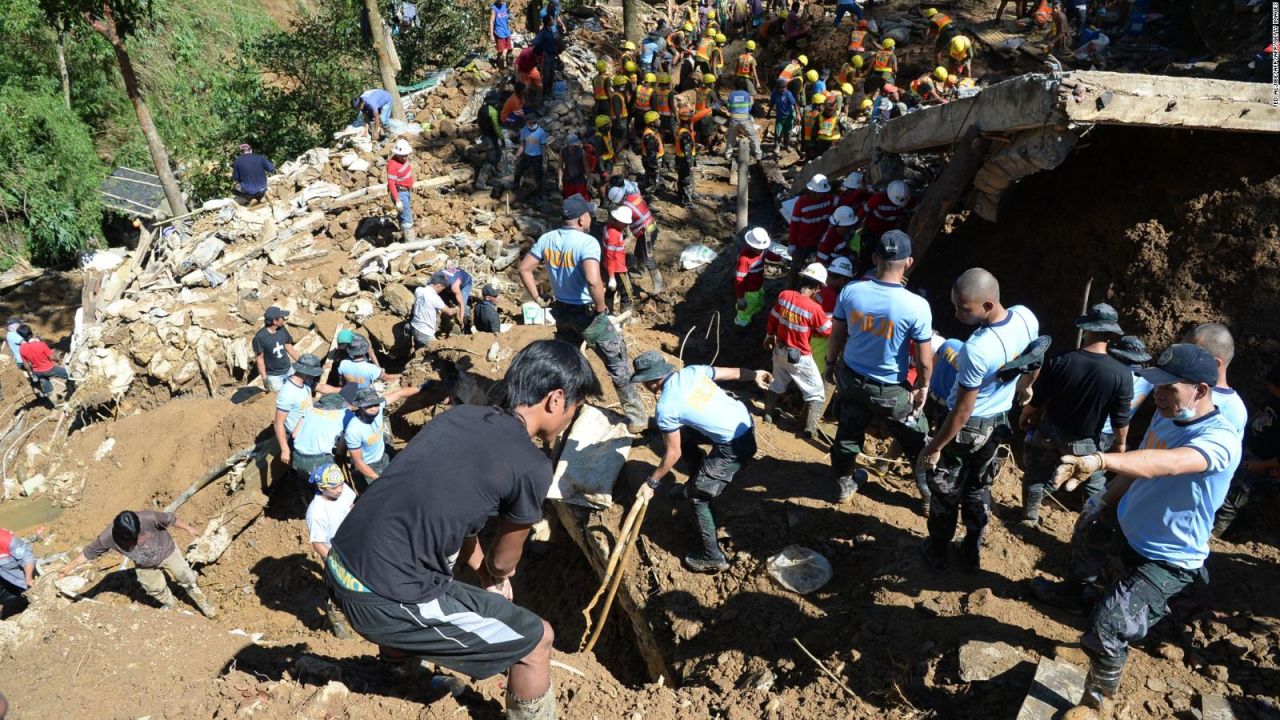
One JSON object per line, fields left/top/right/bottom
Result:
{"left": 761, "top": 392, "right": 781, "bottom": 424}
{"left": 618, "top": 384, "right": 649, "bottom": 434}
{"left": 801, "top": 399, "right": 824, "bottom": 439}
{"left": 648, "top": 266, "right": 666, "bottom": 294}
{"left": 684, "top": 500, "right": 729, "bottom": 573}
{"left": 914, "top": 468, "right": 932, "bottom": 517}
{"left": 506, "top": 685, "right": 557, "bottom": 720}
{"left": 1079, "top": 661, "right": 1122, "bottom": 710}
{"left": 1022, "top": 482, "right": 1046, "bottom": 527}
{"left": 187, "top": 586, "right": 218, "bottom": 619}
{"left": 327, "top": 598, "right": 353, "bottom": 639}
{"left": 403, "top": 223, "right": 417, "bottom": 243}
{"left": 836, "top": 468, "right": 867, "bottom": 503}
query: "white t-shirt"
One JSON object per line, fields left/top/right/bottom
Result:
{"left": 411, "top": 285, "right": 447, "bottom": 338}
{"left": 306, "top": 485, "right": 357, "bottom": 545}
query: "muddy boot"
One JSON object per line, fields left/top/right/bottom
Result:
{"left": 506, "top": 685, "right": 557, "bottom": 720}
{"left": 684, "top": 500, "right": 729, "bottom": 573}
{"left": 1079, "top": 661, "right": 1122, "bottom": 711}
{"left": 1029, "top": 576, "right": 1089, "bottom": 615}
{"left": 187, "top": 586, "right": 218, "bottom": 619}
{"left": 618, "top": 384, "right": 649, "bottom": 434}
{"left": 1021, "top": 483, "right": 1046, "bottom": 527}
{"left": 647, "top": 266, "right": 666, "bottom": 294}
{"left": 327, "top": 598, "right": 353, "bottom": 639}
{"left": 801, "top": 399, "right": 824, "bottom": 439}
{"left": 761, "top": 392, "right": 781, "bottom": 424}
{"left": 914, "top": 469, "right": 932, "bottom": 517}
{"left": 403, "top": 223, "right": 417, "bottom": 243}
{"left": 835, "top": 468, "right": 867, "bottom": 503}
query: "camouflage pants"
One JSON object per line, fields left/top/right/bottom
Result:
{"left": 830, "top": 363, "right": 927, "bottom": 478}
{"left": 924, "top": 415, "right": 1009, "bottom": 550}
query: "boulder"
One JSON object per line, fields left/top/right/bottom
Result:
{"left": 958, "top": 640, "right": 1029, "bottom": 682}
{"left": 382, "top": 283, "right": 415, "bottom": 317}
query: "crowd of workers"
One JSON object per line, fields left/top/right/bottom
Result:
{"left": 2, "top": 2, "right": 1273, "bottom": 720}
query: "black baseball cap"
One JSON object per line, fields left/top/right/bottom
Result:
{"left": 264, "top": 306, "right": 290, "bottom": 321}
{"left": 483, "top": 283, "right": 500, "bottom": 297}
{"left": 1108, "top": 335, "right": 1151, "bottom": 365}
{"left": 562, "top": 195, "right": 597, "bottom": 219}
{"left": 1138, "top": 343, "right": 1218, "bottom": 387}
{"left": 1076, "top": 303, "right": 1124, "bottom": 335}
{"left": 874, "top": 230, "right": 912, "bottom": 261}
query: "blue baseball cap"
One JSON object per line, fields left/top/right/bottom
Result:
{"left": 1137, "top": 343, "right": 1218, "bottom": 386}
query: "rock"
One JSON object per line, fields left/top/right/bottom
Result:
{"left": 1054, "top": 645, "right": 1090, "bottom": 666}
{"left": 382, "top": 283, "right": 416, "bottom": 317}
{"left": 334, "top": 277, "right": 359, "bottom": 297}
{"left": 312, "top": 311, "right": 346, "bottom": 342}
{"left": 1200, "top": 693, "right": 1238, "bottom": 720}
{"left": 965, "top": 588, "right": 993, "bottom": 613}
{"left": 363, "top": 314, "right": 408, "bottom": 359}
{"left": 1146, "top": 676, "right": 1168, "bottom": 693}
{"left": 21, "top": 474, "right": 46, "bottom": 496}
{"left": 297, "top": 680, "right": 349, "bottom": 720}
{"left": 957, "top": 640, "right": 1029, "bottom": 682}
{"left": 484, "top": 238, "right": 504, "bottom": 260}
{"left": 438, "top": 118, "right": 458, "bottom": 137}
{"left": 918, "top": 597, "right": 945, "bottom": 617}
{"left": 1157, "top": 642, "right": 1185, "bottom": 663}
{"left": 1204, "top": 664, "right": 1229, "bottom": 682}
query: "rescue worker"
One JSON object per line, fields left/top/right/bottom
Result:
{"left": 869, "top": 37, "right": 898, "bottom": 80}
{"left": 814, "top": 96, "right": 842, "bottom": 157}
{"left": 766, "top": 78, "right": 799, "bottom": 152}
{"left": 800, "top": 93, "right": 825, "bottom": 161}
{"left": 734, "top": 227, "right": 776, "bottom": 326}
{"left": 691, "top": 73, "right": 721, "bottom": 154}
{"left": 0, "top": 526, "right": 36, "bottom": 618}
{"left": 710, "top": 32, "right": 726, "bottom": 77}
{"left": 910, "top": 67, "right": 951, "bottom": 106}
{"left": 620, "top": 40, "right": 639, "bottom": 72}
{"left": 673, "top": 106, "right": 698, "bottom": 207}
{"left": 607, "top": 184, "right": 665, "bottom": 293}
{"left": 764, "top": 263, "right": 833, "bottom": 438}
{"left": 1213, "top": 362, "right": 1280, "bottom": 536}
{"left": 633, "top": 73, "right": 657, "bottom": 138}
{"left": 387, "top": 139, "right": 416, "bottom": 242}
{"left": 823, "top": 230, "right": 933, "bottom": 502}
{"left": 655, "top": 73, "right": 676, "bottom": 142}
{"left": 639, "top": 111, "right": 666, "bottom": 193}
{"left": 291, "top": 392, "right": 350, "bottom": 486}
{"left": 787, "top": 173, "right": 835, "bottom": 287}
{"left": 603, "top": 206, "right": 637, "bottom": 310}
{"left": 837, "top": 171, "right": 871, "bottom": 222}
{"left": 816, "top": 205, "right": 858, "bottom": 266}
{"left": 735, "top": 40, "right": 761, "bottom": 95}
{"left": 946, "top": 35, "right": 974, "bottom": 78}
{"left": 924, "top": 8, "right": 957, "bottom": 52}
{"left": 592, "top": 59, "right": 611, "bottom": 117}
{"left": 592, "top": 115, "right": 616, "bottom": 197}
{"left": 609, "top": 75, "right": 631, "bottom": 151}
{"left": 1183, "top": 323, "right": 1247, "bottom": 436}
{"left": 475, "top": 91, "right": 505, "bottom": 191}
{"left": 559, "top": 133, "right": 592, "bottom": 201}
{"left": 860, "top": 179, "right": 913, "bottom": 265}
{"left": 724, "top": 77, "right": 762, "bottom": 162}
{"left": 778, "top": 54, "right": 808, "bottom": 104}
{"left": 918, "top": 269, "right": 1041, "bottom": 571}
{"left": 694, "top": 29, "right": 717, "bottom": 75}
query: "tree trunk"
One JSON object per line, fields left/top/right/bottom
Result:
{"left": 362, "top": 0, "right": 407, "bottom": 122}
{"left": 56, "top": 31, "right": 71, "bottom": 109}
{"left": 623, "top": 0, "right": 641, "bottom": 43}
{"left": 85, "top": 4, "right": 188, "bottom": 217}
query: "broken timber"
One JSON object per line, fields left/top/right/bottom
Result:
{"left": 793, "top": 70, "right": 1280, "bottom": 230}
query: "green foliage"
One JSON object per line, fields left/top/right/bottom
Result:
{"left": 392, "top": 0, "right": 486, "bottom": 72}
{"left": 0, "top": 87, "right": 104, "bottom": 264}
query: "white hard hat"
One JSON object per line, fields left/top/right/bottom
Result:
{"left": 887, "top": 179, "right": 910, "bottom": 206}
{"left": 745, "top": 227, "right": 771, "bottom": 250}
{"left": 392, "top": 139, "right": 413, "bottom": 156}
{"left": 611, "top": 206, "right": 634, "bottom": 224}
{"left": 805, "top": 174, "right": 831, "bottom": 193}
{"left": 831, "top": 206, "right": 856, "bottom": 227}
{"left": 607, "top": 185, "right": 627, "bottom": 204}
{"left": 828, "top": 256, "right": 855, "bottom": 278}
{"left": 799, "top": 262, "right": 828, "bottom": 284}
{"left": 841, "top": 171, "right": 864, "bottom": 190}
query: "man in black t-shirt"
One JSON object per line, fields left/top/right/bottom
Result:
{"left": 1214, "top": 363, "right": 1280, "bottom": 536}
{"left": 1018, "top": 304, "right": 1133, "bottom": 526}
{"left": 252, "top": 306, "right": 298, "bottom": 392}
{"left": 327, "top": 340, "right": 601, "bottom": 720}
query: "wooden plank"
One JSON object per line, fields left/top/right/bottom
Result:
{"left": 1016, "top": 657, "right": 1085, "bottom": 720}
{"left": 906, "top": 127, "right": 991, "bottom": 261}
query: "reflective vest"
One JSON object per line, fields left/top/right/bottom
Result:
{"left": 642, "top": 127, "right": 666, "bottom": 159}
{"left": 802, "top": 108, "right": 821, "bottom": 141}
{"left": 605, "top": 223, "right": 629, "bottom": 255}
{"left": 736, "top": 53, "right": 754, "bottom": 77}
{"left": 696, "top": 37, "right": 715, "bottom": 60}
{"left": 674, "top": 127, "right": 696, "bottom": 158}
{"left": 694, "top": 87, "right": 712, "bottom": 112}
{"left": 655, "top": 87, "right": 673, "bottom": 115}
{"left": 870, "top": 49, "right": 895, "bottom": 72}
{"left": 779, "top": 61, "right": 802, "bottom": 82}
{"left": 634, "top": 85, "right": 654, "bottom": 110}
{"left": 817, "top": 114, "right": 841, "bottom": 141}
{"left": 910, "top": 75, "right": 933, "bottom": 94}
{"left": 593, "top": 74, "right": 609, "bottom": 101}
{"left": 1032, "top": 0, "right": 1052, "bottom": 23}
{"left": 610, "top": 90, "right": 629, "bottom": 119}
{"left": 930, "top": 13, "right": 953, "bottom": 32}
{"left": 600, "top": 132, "right": 615, "bottom": 161}
{"left": 847, "top": 29, "right": 869, "bottom": 52}
{"left": 727, "top": 90, "right": 752, "bottom": 119}
{"left": 622, "top": 193, "right": 656, "bottom": 232}
{"left": 710, "top": 47, "right": 724, "bottom": 70}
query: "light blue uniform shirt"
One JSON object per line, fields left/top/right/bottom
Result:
{"left": 949, "top": 305, "right": 1039, "bottom": 419}
{"left": 929, "top": 338, "right": 964, "bottom": 400}
{"left": 338, "top": 359, "right": 382, "bottom": 390}
{"left": 656, "top": 366, "right": 752, "bottom": 443}
{"left": 833, "top": 279, "right": 933, "bottom": 385}
{"left": 275, "top": 379, "right": 313, "bottom": 434}
{"left": 1102, "top": 372, "right": 1153, "bottom": 435}
{"left": 1119, "top": 409, "right": 1241, "bottom": 569}
{"left": 6, "top": 330, "right": 22, "bottom": 367}
{"left": 344, "top": 404, "right": 387, "bottom": 465}
{"left": 519, "top": 126, "right": 548, "bottom": 156}
{"left": 1212, "top": 387, "right": 1247, "bottom": 437}
{"left": 530, "top": 228, "right": 602, "bottom": 305}
{"left": 0, "top": 532, "right": 34, "bottom": 590}
{"left": 293, "top": 406, "right": 347, "bottom": 456}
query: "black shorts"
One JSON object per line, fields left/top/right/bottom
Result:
{"left": 326, "top": 555, "right": 544, "bottom": 679}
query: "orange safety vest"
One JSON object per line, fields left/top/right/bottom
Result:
{"left": 654, "top": 87, "right": 672, "bottom": 115}
{"left": 802, "top": 108, "right": 821, "bottom": 140}
{"left": 710, "top": 47, "right": 724, "bottom": 70}
{"left": 694, "top": 87, "right": 711, "bottom": 112}
{"left": 610, "top": 90, "right": 629, "bottom": 119}
{"left": 736, "top": 53, "right": 754, "bottom": 77}
{"left": 847, "top": 29, "right": 868, "bottom": 52}
{"left": 642, "top": 127, "right": 666, "bottom": 158}
{"left": 600, "top": 132, "right": 615, "bottom": 161}
{"left": 593, "top": 74, "right": 609, "bottom": 101}
{"left": 1032, "top": 0, "right": 1052, "bottom": 23}
{"left": 870, "top": 49, "right": 894, "bottom": 72}
{"left": 674, "top": 126, "right": 696, "bottom": 158}
{"left": 817, "top": 114, "right": 841, "bottom": 141}
{"left": 634, "top": 85, "right": 654, "bottom": 110}
{"left": 930, "top": 13, "right": 953, "bottom": 32}
{"left": 696, "top": 37, "right": 715, "bottom": 60}
{"left": 779, "top": 61, "right": 802, "bottom": 81}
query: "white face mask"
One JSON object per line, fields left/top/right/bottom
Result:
{"left": 1172, "top": 386, "right": 1201, "bottom": 421}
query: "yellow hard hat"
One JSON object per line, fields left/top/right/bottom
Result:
{"left": 959, "top": 77, "right": 976, "bottom": 88}
{"left": 841, "top": 82, "right": 854, "bottom": 95}
{"left": 805, "top": 69, "right": 818, "bottom": 83}
{"left": 595, "top": 115, "right": 611, "bottom": 128}
{"left": 708, "top": 9, "right": 717, "bottom": 18}
{"left": 703, "top": 73, "right": 716, "bottom": 84}
{"left": 950, "top": 35, "right": 971, "bottom": 55}
{"left": 705, "top": 28, "right": 716, "bottom": 36}
{"left": 658, "top": 73, "right": 671, "bottom": 83}
{"left": 644, "top": 110, "right": 660, "bottom": 123}
{"left": 811, "top": 93, "right": 826, "bottom": 104}
{"left": 612, "top": 75, "right": 629, "bottom": 86}
{"left": 746, "top": 40, "right": 757, "bottom": 51}
{"left": 852, "top": 55, "right": 864, "bottom": 68}
{"left": 778, "top": 9, "right": 788, "bottom": 17}
{"left": 934, "top": 66, "right": 948, "bottom": 81}
{"left": 625, "top": 60, "right": 638, "bottom": 72}
{"left": 883, "top": 38, "right": 896, "bottom": 49}
{"left": 925, "top": 8, "right": 938, "bottom": 17}
{"left": 683, "top": 22, "right": 694, "bottom": 31}
{"left": 946, "top": 74, "right": 959, "bottom": 86}
{"left": 623, "top": 41, "right": 636, "bottom": 51}
{"left": 797, "top": 54, "right": 808, "bottom": 66}
{"left": 716, "top": 33, "right": 727, "bottom": 43}
{"left": 596, "top": 60, "right": 608, "bottom": 73}
{"left": 644, "top": 72, "right": 657, "bottom": 83}
{"left": 860, "top": 98, "right": 873, "bottom": 110}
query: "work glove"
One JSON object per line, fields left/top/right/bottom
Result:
{"left": 752, "top": 369, "right": 773, "bottom": 390}
{"left": 1052, "top": 452, "right": 1105, "bottom": 491}
{"left": 608, "top": 276, "right": 617, "bottom": 290}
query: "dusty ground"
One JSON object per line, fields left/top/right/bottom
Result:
{"left": 0, "top": 1, "right": 1278, "bottom": 719}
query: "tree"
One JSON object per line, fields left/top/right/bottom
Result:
{"left": 362, "top": 0, "right": 405, "bottom": 122}
{"left": 623, "top": 0, "right": 640, "bottom": 44}
{"left": 39, "top": 0, "right": 187, "bottom": 217}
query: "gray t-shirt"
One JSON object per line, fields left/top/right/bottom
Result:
{"left": 84, "top": 511, "right": 178, "bottom": 569}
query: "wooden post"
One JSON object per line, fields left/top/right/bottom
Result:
{"left": 735, "top": 139, "right": 749, "bottom": 230}
{"left": 362, "top": 0, "right": 407, "bottom": 122}
{"left": 905, "top": 126, "right": 991, "bottom": 263}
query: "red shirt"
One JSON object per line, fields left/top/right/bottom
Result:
{"left": 837, "top": 188, "right": 871, "bottom": 219}
{"left": 387, "top": 156, "right": 414, "bottom": 196}
{"left": 766, "top": 290, "right": 831, "bottom": 355}
{"left": 734, "top": 248, "right": 770, "bottom": 297}
{"left": 863, "top": 191, "right": 914, "bottom": 236}
{"left": 604, "top": 223, "right": 629, "bottom": 274}
{"left": 516, "top": 47, "right": 540, "bottom": 74}
{"left": 788, "top": 192, "right": 835, "bottom": 249}
{"left": 816, "top": 225, "right": 855, "bottom": 264}
{"left": 818, "top": 284, "right": 839, "bottom": 313}
{"left": 19, "top": 340, "right": 54, "bottom": 373}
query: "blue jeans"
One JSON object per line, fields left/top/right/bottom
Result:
{"left": 352, "top": 103, "right": 393, "bottom": 129}
{"left": 397, "top": 189, "right": 413, "bottom": 230}
{"left": 833, "top": 1, "right": 863, "bottom": 26}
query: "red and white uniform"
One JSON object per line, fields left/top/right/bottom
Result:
{"left": 767, "top": 290, "right": 831, "bottom": 356}
{"left": 620, "top": 193, "right": 656, "bottom": 236}
{"left": 787, "top": 192, "right": 836, "bottom": 249}
{"left": 604, "top": 223, "right": 629, "bottom": 274}
{"left": 861, "top": 191, "right": 914, "bottom": 237}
